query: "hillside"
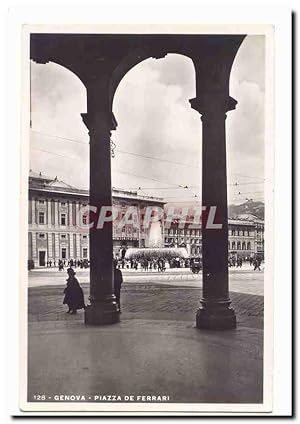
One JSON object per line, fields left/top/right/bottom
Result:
{"left": 228, "top": 200, "right": 264, "bottom": 220}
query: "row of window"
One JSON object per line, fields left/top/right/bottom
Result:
{"left": 166, "top": 229, "right": 201, "bottom": 236}
{"left": 60, "top": 247, "right": 88, "bottom": 259}
{"left": 230, "top": 229, "right": 253, "bottom": 236}
{"left": 165, "top": 238, "right": 200, "bottom": 244}
{"left": 36, "top": 199, "right": 69, "bottom": 206}
{"left": 38, "top": 212, "right": 81, "bottom": 226}
{"left": 38, "top": 233, "right": 88, "bottom": 240}
{"left": 229, "top": 241, "right": 252, "bottom": 250}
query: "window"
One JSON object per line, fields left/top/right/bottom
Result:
{"left": 61, "top": 214, "right": 66, "bottom": 225}
{"left": 39, "top": 233, "right": 45, "bottom": 239}
{"left": 242, "top": 242, "right": 246, "bottom": 250}
{"left": 38, "top": 199, "right": 45, "bottom": 205}
{"left": 61, "top": 234, "right": 66, "bottom": 239}
{"left": 61, "top": 248, "right": 67, "bottom": 259}
{"left": 39, "top": 212, "right": 45, "bottom": 224}
{"left": 232, "top": 229, "right": 236, "bottom": 236}
{"left": 61, "top": 202, "right": 66, "bottom": 207}
{"left": 232, "top": 242, "right": 236, "bottom": 250}
{"left": 247, "top": 242, "right": 251, "bottom": 250}
{"left": 237, "top": 242, "right": 241, "bottom": 250}
{"left": 82, "top": 215, "right": 87, "bottom": 225}
{"left": 83, "top": 248, "right": 88, "bottom": 259}
{"left": 82, "top": 234, "right": 87, "bottom": 239}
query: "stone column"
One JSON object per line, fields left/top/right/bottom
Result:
{"left": 32, "top": 232, "right": 37, "bottom": 265}
{"left": 32, "top": 198, "right": 36, "bottom": 224}
{"left": 54, "top": 200, "right": 59, "bottom": 226}
{"left": 190, "top": 94, "right": 237, "bottom": 330}
{"left": 67, "top": 201, "right": 71, "bottom": 226}
{"left": 76, "top": 234, "right": 81, "bottom": 259}
{"left": 48, "top": 232, "right": 53, "bottom": 259}
{"left": 69, "top": 232, "right": 74, "bottom": 258}
{"left": 47, "top": 199, "right": 52, "bottom": 228}
{"left": 75, "top": 201, "right": 79, "bottom": 227}
{"left": 81, "top": 87, "right": 119, "bottom": 325}
{"left": 54, "top": 233, "right": 59, "bottom": 259}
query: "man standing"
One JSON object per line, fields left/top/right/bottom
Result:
{"left": 114, "top": 260, "right": 123, "bottom": 313}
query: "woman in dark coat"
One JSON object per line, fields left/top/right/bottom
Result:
{"left": 63, "top": 268, "right": 85, "bottom": 314}
{"left": 114, "top": 260, "right": 123, "bottom": 312}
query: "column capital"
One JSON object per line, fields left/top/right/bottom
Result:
{"left": 81, "top": 111, "right": 117, "bottom": 136}
{"left": 189, "top": 94, "right": 237, "bottom": 118}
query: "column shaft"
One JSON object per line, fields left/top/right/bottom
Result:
{"left": 32, "top": 199, "right": 36, "bottom": 224}
{"left": 201, "top": 114, "right": 229, "bottom": 299}
{"left": 82, "top": 103, "right": 119, "bottom": 325}
{"left": 76, "top": 233, "right": 81, "bottom": 259}
{"left": 190, "top": 96, "right": 237, "bottom": 330}
{"left": 89, "top": 125, "right": 114, "bottom": 302}
{"left": 69, "top": 232, "right": 74, "bottom": 258}
{"left": 47, "top": 199, "right": 52, "bottom": 228}
{"left": 54, "top": 201, "right": 59, "bottom": 226}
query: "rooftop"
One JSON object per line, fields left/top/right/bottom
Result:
{"left": 29, "top": 171, "right": 165, "bottom": 204}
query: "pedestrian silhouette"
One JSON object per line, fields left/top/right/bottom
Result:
{"left": 63, "top": 268, "right": 85, "bottom": 314}
{"left": 114, "top": 260, "right": 123, "bottom": 313}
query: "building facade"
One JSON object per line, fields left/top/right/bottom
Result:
{"left": 28, "top": 171, "right": 264, "bottom": 267}
{"left": 164, "top": 218, "right": 264, "bottom": 258}
{"left": 28, "top": 171, "right": 164, "bottom": 267}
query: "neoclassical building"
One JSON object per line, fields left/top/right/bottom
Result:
{"left": 164, "top": 217, "right": 264, "bottom": 258}
{"left": 28, "top": 171, "right": 165, "bottom": 267}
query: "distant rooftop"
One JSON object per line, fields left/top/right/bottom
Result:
{"left": 29, "top": 169, "right": 53, "bottom": 181}
{"left": 29, "top": 171, "right": 164, "bottom": 204}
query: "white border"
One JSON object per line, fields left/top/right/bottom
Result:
{"left": 4, "top": 2, "right": 292, "bottom": 418}
{"left": 21, "top": 22, "right": 274, "bottom": 415}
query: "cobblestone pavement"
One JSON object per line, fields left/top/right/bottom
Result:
{"left": 28, "top": 275, "right": 264, "bottom": 329}
{"left": 27, "top": 269, "right": 264, "bottom": 405}
{"left": 29, "top": 268, "right": 264, "bottom": 296}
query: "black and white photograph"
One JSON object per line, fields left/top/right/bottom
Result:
{"left": 18, "top": 23, "right": 277, "bottom": 414}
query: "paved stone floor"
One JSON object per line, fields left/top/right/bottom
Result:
{"left": 28, "top": 268, "right": 264, "bottom": 328}
{"left": 27, "top": 269, "right": 264, "bottom": 406}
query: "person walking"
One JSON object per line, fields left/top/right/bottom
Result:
{"left": 114, "top": 260, "right": 123, "bottom": 312}
{"left": 63, "top": 268, "right": 85, "bottom": 314}
{"left": 253, "top": 256, "right": 262, "bottom": 271}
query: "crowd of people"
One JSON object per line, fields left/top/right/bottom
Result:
{"left": 228, "top": 255, "right": 263, "bottom": 271}
{"left": 44, "top": 258, "right": 90, "bottom": 270}
{"left": 114, "top": 255, "right": 263, "bottom": 272}
{"left": 114, "top": 257, "right": 190, "bottom": 272}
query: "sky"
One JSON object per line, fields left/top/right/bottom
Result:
{"left": 30, "top": 35, "right": 265, "bottom": 205}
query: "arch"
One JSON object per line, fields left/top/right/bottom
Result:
{"left": 247, "top": 241, "right": 251, "bottom": 250}
{"left": 237, "top": 241, "right": 241, "bottom": 250}
{"left": 32, "top": 59, "right": 88, "bottom": 98}
{"left": 109, "top": 49, "right": 196, "bottom": 111}
{"left": 242, "top": 242, "right": 246, "bottom": 250}
{"left": 31, "top": 60, "right": 88, "bottom": 125}
{"left": 229, "top": 34, "right": 249, "bottom": 91}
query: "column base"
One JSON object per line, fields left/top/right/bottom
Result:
{"left": 85, "top": 301, "right": 120, "bottom": 325}
{"left": 196, "top": 299, "right": 236, "bottom": 330}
